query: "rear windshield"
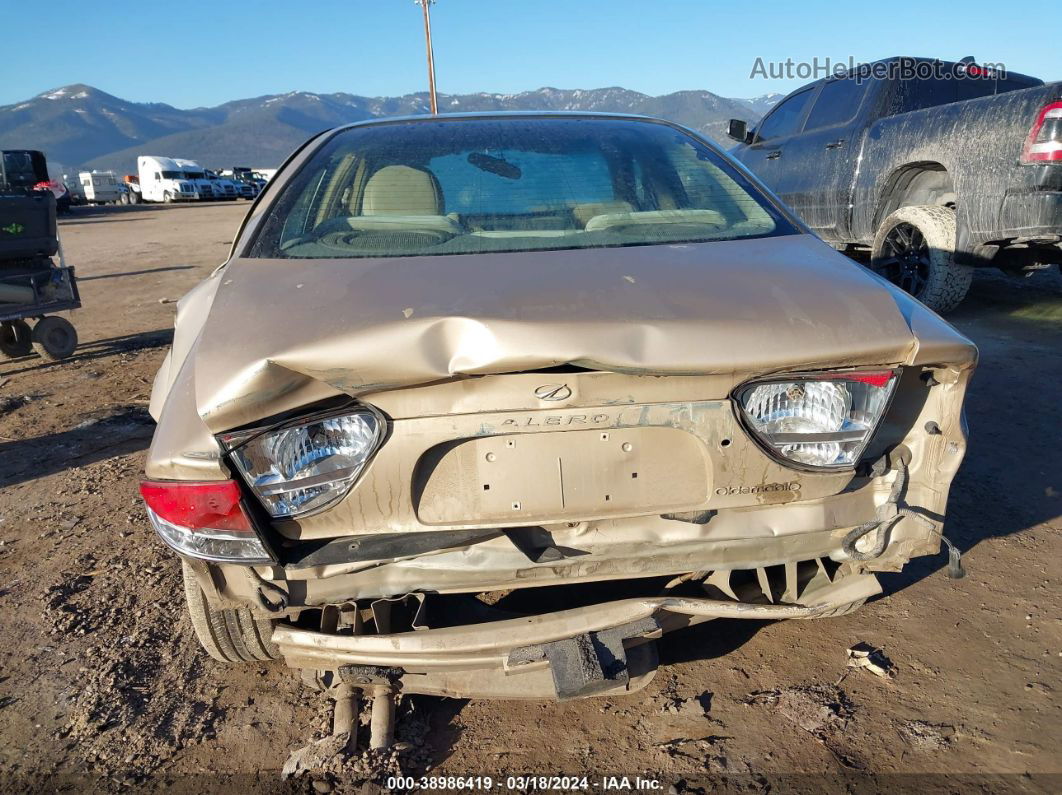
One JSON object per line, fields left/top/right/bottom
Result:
{"left": 249, "top": 117, "right": 795, "bottom": 259}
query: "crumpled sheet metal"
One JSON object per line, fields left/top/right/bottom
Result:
{"left": 188, "top": 233, "right": 975, "bottom": 433}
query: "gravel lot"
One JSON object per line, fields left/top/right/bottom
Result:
{"left": 0, "top": 202, "right": 1059, "bottom": 792}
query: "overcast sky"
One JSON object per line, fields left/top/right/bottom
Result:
{"left": 6, "top": 0, "right": 1057, "bottom": 106}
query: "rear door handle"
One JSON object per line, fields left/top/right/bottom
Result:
{"left": 825, "top": 139, "right": 845, "bottom": 150}
{"left": 765, "top": 150, "right": 782, "bottom": 160}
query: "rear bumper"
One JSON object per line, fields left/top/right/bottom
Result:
{"left": 271, "top": 570, "right": 881, "bottom": 699}
{"left": 275, "top": 576, "right": 879, "bottom": 669}
{"left": 997, "top": 189, "right": 1062, "bottom": 241}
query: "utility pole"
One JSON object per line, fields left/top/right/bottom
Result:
{"left": 415, "top": 0, "right": 438, "bottom": 115}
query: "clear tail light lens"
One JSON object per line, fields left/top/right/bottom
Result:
{"left": 737, "top": 371, "right": 897, "bottom": 468}
{"left": 220, "top": 407, "right": 384, "bottom": 518}
{"left": 139, "top": 480, "right": 272, "bottom": 563}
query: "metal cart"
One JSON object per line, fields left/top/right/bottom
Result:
{"left": 0, "top": 239, "right": 81, "bottom": 361}
{"left": 1, "top": 150, "right": 81, "bottom": 361}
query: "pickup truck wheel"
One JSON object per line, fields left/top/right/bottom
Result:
{"left": 871, "top": 205, "right": 972, "bottom": 314}
{"left": 182, "top": 560, "right": 280, "bottom": 663}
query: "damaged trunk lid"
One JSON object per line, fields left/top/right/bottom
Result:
{"left": 193, "top": 234, "right": 925, "bottom": 431}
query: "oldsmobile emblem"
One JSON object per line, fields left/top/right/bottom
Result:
{"left": 533, "top": 383, "right": 573, "bottom": 401}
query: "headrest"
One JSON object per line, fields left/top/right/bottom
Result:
{"left": 362, "top": 165, "right": 442, "bottom": 216}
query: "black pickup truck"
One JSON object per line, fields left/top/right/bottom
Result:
{"left": 728, "top": 57, "right": 1062, "bottom": 312}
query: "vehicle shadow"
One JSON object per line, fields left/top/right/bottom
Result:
{"left": 0, "top": 405, "right": 153, "bottom": 488}
{"left": 58, "top": 215, "right": 149, "bottom": 226}
{"left": 403, "top": 619, "right": 764, "bottom": 773}
{"left": 657, "top": 617, "right": 768, "bottom": 666}
{"left": 0, "top": 328, "right": 173, "bottom": 377}
{"left": 79, "top": 265, "right": 196, "bottom": 281}
{"left": 59, "top": 205, "right": 156, "bottom": 224}
{"left": 402, "top": 695, "right": 468, "bottom": 769}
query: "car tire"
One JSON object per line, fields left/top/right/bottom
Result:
{"left": 0, "top": 320, "right": 33, "bottom": 358}
{"left": 31, "top": 316, "right": 78, "bottom": 360}
{"left": 182, "top": 560, "right": 280, "bottom": 663}
{"left": 871, "top": 205, "right": 972, "bottom": 314}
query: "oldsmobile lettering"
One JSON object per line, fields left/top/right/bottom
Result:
{"left": 715, "top": 482, "right": 801, "bottom": 496}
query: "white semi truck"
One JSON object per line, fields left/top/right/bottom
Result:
{"left": 171, "top": 159, "right": 237, "bottom": 201}
{"left": 136, "top": 156, "right": 197, "bottom": 203}
{"left": 220, "top": 167, "right": 263, "bottom": 198}
{"left": 170, "top": 159, "right": 213, "bottom": 200}
{"left": 203, "top": 168, "right": 241, "bottom": 200}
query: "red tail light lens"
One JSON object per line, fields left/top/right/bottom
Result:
{"left": 139, "top": 480, "right": 271, "bottom": 563}
{"left": 802, "top": 370, "right": 894, "bottom": 388}
{"left": 1021, "top": 101, "right": 1062, "bottom": 164}
{"left": 139, "top": 480, "right": 253, "bottom": 532}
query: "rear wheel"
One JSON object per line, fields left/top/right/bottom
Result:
{"left": 182, "top": 560, "right": 280, "bottom": 663}
{"left": 129, "top": 189, "right": 141, "bottom": 205}
{"left": 32, "top": 316, "right": 78, "bottom": 360}
{"left": 0, "top": 320, "right": 33, "bottom": 358}
{"left": 871, "top": 205, "right": 972, "bottom": 314}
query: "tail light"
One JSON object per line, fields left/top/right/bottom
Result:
{"left": 139, "top": 480, "right": 272, "bottom": 563}
{"left": 1021, "top": 101, "right": 1062, "bottom": 164}
{"left": 220, "top": 407, "right": 383, "bottom": 518}
{"left": 736, "top": 370, "right": 897, "bottom": 469}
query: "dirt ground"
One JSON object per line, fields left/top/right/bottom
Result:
{"left": 0, "top": 202, "right": 1059, "bottom": 793}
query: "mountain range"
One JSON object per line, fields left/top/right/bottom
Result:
{"left": 0, "top": 84, "right": 780, "bottom": 176}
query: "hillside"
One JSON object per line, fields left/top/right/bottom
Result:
{"left": 0, "top": 83, "right": 766, "bottom": 174}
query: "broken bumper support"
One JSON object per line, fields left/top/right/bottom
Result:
{"left": 271, "top": 572, "right": 880, "bottom": 699}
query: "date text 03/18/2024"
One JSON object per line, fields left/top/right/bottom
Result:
{"left": 383, "top": 775, "right": 664, "bottom": 791}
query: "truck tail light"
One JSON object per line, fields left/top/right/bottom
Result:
{"left": 139, "top": 480, "right": 272, "bottom": 563}
{"left": 736, "top": 370, "right": 898, "bottom": 469}
{"left": 1020, "top": 101, "right": 1062, "bottom": 164}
